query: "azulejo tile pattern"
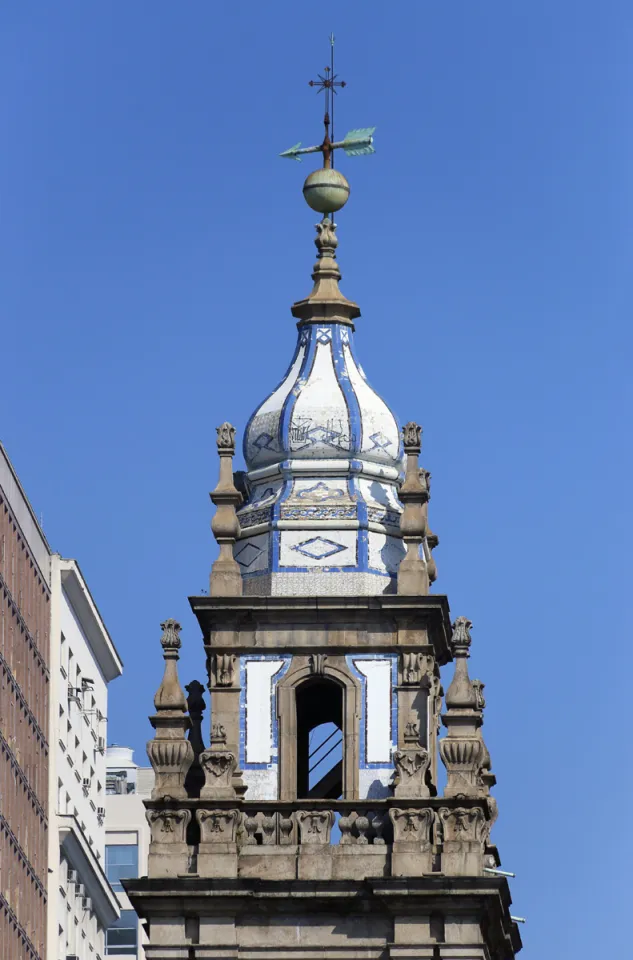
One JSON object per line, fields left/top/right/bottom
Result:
{"left": 235, "top": 319, "right": 407, "bottom": 594}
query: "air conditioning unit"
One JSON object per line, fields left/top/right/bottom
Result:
{"left": 97, "top": 736, "right": 105, "bottom": 754}
{"left": 67, "top": 869, "right": 78, "bottom": 884}
{"left": 66, "top": 955, "right": 80, "bottom": 960}
{"left": 74, "top": 883, "right": 85, "bottom": 897}
{"left": 82, "top": 778, "right": 91, "bottom": 789}
{"left": 67, "top": 684, "right": 81, "bottom": 704}
{"left": 82, "top": 896, "right": 92, "bottom": 912}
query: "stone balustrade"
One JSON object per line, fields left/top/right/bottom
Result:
{"left": 144, "top": 797, "right": 494, "bottom": 882}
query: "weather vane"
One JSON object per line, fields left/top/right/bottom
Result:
{"left": 279, "top": 34, "right": 376, "bottom": 216}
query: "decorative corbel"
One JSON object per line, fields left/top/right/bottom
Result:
{"left": 209, "top": 422, "right": 243, "bottom": 596}
{"left": 397, "top": 422, "right": 430, "bottom": 595}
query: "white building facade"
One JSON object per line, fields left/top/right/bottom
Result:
{"left": 48, "top": 556, "right": 123, "bottom": 960}
{"left": 104, "top": 747, "right": 153, "bottom": 958}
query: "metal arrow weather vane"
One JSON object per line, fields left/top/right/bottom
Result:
{"left": 280, "top": 34, "right": 375, "bottom": 167}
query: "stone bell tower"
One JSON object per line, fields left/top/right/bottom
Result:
{"left": 125, "top": 53, "right": 522, "bottom": 960}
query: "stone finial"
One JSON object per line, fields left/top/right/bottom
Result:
{"left": 402, "top": 421, "right": 422, "bottom": 449}
{"left": 397, "top": 422, "right": 429, "bottom": 595}
{"left": 315, "top": 217, "right": 338, "bottom": 258}
{"left": 209, "top": 423, "right": 243, "bottom": 597}
{"left": 439, "top": 618, "right": 494, "bottom": 800}
{"left": 291, "top": 218, "right": 360, "bottom": 324}
{"left": 146, "top": 620, "right": 194, "bottom": 800}
{"left": 154, "top": 619, "right": 186, "bottom": 711}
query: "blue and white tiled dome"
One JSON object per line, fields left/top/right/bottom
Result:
{"left": 234, "top": 218, "right": 406, "bottom": 596}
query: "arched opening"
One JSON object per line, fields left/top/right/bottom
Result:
{"left": 296, "top": 677, "right": 343, "bottom": 799}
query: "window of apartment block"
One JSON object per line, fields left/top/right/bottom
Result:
{"left": 105, "top": 909, "right": 138, "bottom": 956}
{"left": 105, "top": 843, "right": 138, "bottom": 891}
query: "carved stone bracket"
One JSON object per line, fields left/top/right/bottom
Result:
{"left": 389, "top": 807, "right": 434, "bottom": 843}
{"left": 146, "top": 808, "right": 192, "bottom": 844}
{"left": 297, "top": 810, "right": 334, "bottom": 845}
{"left": 393, "top": 748, "right": 431, "bottom": 799}
{"left": 439, "top": 806, "right": 487, "bottom": 844}
{"left": 401, "top": 651, "right": 435, "bottom": 686}
{"left": 403, "top": 721, "right": 420, "bottom": 744}
{"left": 309, "top": 653, "right": 327, "bottom": 675}
{"left": 213, "top": 653, "right": 237, "bottom": 688}
{"left": 199, "top": 750, "right": 238, "bottom": 799}
{"left": 196, "top": 808, "right": 240, "bottom": 844}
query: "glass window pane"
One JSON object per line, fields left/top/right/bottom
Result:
{"left": 105, "top": 845, "right": 138, "bottom": 891}
{"left": 105, "top": 910, "right": 137, "bottom": 956}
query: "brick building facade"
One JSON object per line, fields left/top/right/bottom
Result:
{"left": 0, "top": 444, "right": 51, "bottom": 960}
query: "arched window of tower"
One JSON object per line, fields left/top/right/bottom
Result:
{"left": 296, "top": 678, "right": 343, "bottom": 799}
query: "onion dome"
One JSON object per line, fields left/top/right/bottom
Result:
{"left": 235, "top": 218, "right": 405, "bottom": 596}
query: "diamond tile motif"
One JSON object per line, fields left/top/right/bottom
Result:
{"left": 235, "top": 542, "right": 263, "bottom": 568}
{"left": 316, "top": 327, "right": 332, "bottom": 344}
{"left": 291, "top": 537, "right": 347, "bottom": 560}
{"left": 252, "top": 432, "right": 276, "bottom": 452}
{"left": 369, "top": 431, "right": 392, "bottom": 451}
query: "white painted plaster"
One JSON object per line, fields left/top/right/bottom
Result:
{"left": 242, "top": 767, "right": 278, "bottom": 801}
{"left": 245, "top": 659, "right": 284, "bottom": 763}
{"left": 359, "top": 767, "right": 393, "bottom": 799}
{"left": 353, "top": 658, "right": 393, "bottom": 762}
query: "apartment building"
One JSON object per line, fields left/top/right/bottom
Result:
{"left": 0, "top": 442, "right": 124, "bottom": 960}
{"left": 104, "top": 748, "right": 153, "bottom": 958}
{"left": 47, "top": 557, "right": 123, "bottom": 960}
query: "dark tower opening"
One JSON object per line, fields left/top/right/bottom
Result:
{"left": 296, "top": 677, "right": 343, "bottom": 799}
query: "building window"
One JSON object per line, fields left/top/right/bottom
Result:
{"left": 105, "top": 844, "right": 138, "bottom": 891}
{"left": 105, "top": 909, "right": 137, "bottom": 956}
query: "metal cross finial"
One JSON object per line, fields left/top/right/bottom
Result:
{"left": 279, "top": 36, "right": 376, "bottom": 166}
{"left": 308, "top": 34, "right": 346, "bottom": 169}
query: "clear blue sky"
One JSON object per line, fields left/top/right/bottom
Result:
{"left": 2, "top": 3, "right": 631, "bottom": 955}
